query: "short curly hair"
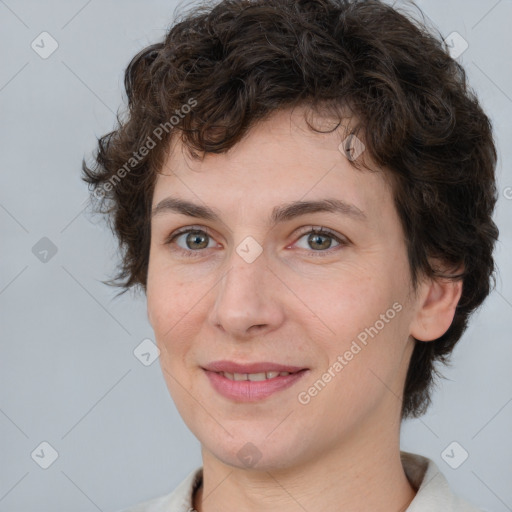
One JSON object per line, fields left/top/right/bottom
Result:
{"left": 82, "top": 0, "right": 499, "bottom": 419}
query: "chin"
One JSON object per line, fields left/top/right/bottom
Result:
{"left": 200, "top": 429, "right": 309, "bottom": 472}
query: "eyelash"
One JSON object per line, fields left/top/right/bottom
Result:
{"left": 164, "top": 225, "right": 348, "bottom": 259}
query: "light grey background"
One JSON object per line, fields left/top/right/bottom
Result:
{"left": 1, "top": 1, "right": 511, "bottom": 511}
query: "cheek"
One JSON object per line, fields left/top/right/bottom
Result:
{"left": 296, "top": 268, "right": 390, "bottom": 335}
{"left": 146, "top": 274, "right": 197, "bottom": 403}
{"left": 146, "top": 254, "right": 211, "bottom": 376}
{"left": 146, "top": 249, "right": 192, "bottom": 332}
{"left": 308, "top": 269, "right": 408, "bottom": 379}
{"left": 146, "top": 245, "right": 221, "bottom": 329}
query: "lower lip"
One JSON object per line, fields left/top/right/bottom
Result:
{"left": 204, "top": 369, "right": 308, "bottom": 402}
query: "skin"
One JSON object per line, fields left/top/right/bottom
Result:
{"left": 146, "top": 105, "right": 463, "bottom": 512}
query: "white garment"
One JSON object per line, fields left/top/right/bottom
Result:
{"left": 117, "top": 451, "right": 482, "bottom": 512}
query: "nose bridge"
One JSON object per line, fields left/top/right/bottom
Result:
{"left": 209, "top": 242, "right": 283, "bottom": 336}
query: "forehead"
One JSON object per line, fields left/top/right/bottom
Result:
{"left": 152, "top": 106, "right": 395, "bottom": 228}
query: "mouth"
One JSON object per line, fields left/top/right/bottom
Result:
{"left": 215, "top": 370, "right": 298, "bottom": 381}
{"left": 202, "top": 361, "right": 309, "bottom": 402}
{"left": 202, "top": 360, "right": 307, "bottom": 374}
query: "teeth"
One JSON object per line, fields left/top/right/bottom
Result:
{"left": 220, "top": 371, "right": 292, "bottom": 381}
{"left": 248, "top": 372, "right": 267, "bottom": 381}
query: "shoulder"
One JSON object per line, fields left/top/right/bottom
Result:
{"left": 401, "top": 451, "right": 482, "bottom": 512}
{"left": 114, "top": 467, "right": 203, "bottom": 512}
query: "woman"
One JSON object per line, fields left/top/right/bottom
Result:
{"left": 83, "top": 1, "right": 499, "bottom": 510}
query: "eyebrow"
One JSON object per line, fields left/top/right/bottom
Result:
{"left": 151, "top": 196, "right": 367, "bottom": 225}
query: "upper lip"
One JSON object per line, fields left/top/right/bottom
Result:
{"left": 203, "top": 360, "right": 307, "bottom": 374}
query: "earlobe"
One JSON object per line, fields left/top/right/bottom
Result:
{"left": 410, "top": 272, "right": 464, "bottom": 342}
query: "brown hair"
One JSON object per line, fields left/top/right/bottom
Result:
{"left": 82, "top": 0, "right": 499, "bottom": 419}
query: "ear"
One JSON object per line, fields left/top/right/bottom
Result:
{"left": 410, "top": 263, "right": 464, "bottom": 342}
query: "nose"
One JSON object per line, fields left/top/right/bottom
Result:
{"left": 207, "top": 248, "right": 286, "bottom": 339}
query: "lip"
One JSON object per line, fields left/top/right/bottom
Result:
{"left": 202, "top": 361, "right": 309, "bottom": 402}
{"left": 203, "top": 360, "right": 306, "bottom": 374}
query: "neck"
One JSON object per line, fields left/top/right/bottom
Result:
{"left": 193, "top": 418, "right": 416, "bottom": 512}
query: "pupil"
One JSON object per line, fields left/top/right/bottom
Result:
{"left": 310, "top": 233, "right": 330, "bottom": 250}
{"left": 188, "top": 231, "right": 207, "bottom": 249}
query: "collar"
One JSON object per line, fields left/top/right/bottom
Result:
{"left": 120, "top": 451, "right": 481, "bottom": 511}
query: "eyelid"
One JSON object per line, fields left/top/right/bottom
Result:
{"left": 290, "top": 225, "right": 349, "bottom": 253}
{"left": 164, "top": 225, "right": 221, "bottom": 259}
{"left": 164, "top": 224, "right": 348, "bottom": 258}
{"left": 164, "top": 224, "right": 216, "bottom": 244}
{"left": 164, "top": 224, "right": 346, "bottom": 243}
{"left": 293, "top": 225, "right": 347, "bottom": 241}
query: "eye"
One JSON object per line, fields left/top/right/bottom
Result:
{"left": 165, "top": 226, "right": 218, "bottom": 257}
{"left": 293, "top": 227, "right": 347, "bottom": 255}
{"left": 164, "top": 225, "right": 348, "bottom": 258}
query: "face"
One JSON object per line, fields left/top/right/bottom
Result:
{"left": 147, "top": 106, "right": 421, "bottom": 471}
